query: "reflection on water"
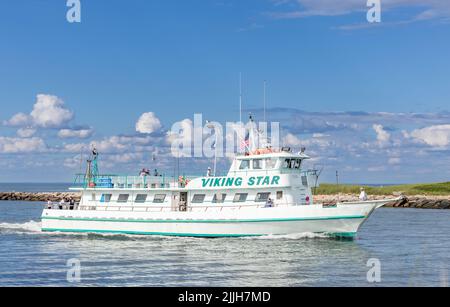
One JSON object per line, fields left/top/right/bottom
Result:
{"left": 0, "top": 201, "right": 449, "bottom": 286}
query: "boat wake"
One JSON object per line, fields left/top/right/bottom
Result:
{"left": 246, "top": 232, "right": 331, "bottom": 240}
{"left": 0, "top": 220, "right": 42, "bottom": 233}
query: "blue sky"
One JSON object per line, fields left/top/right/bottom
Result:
{"left": 1, "top": 0, "right": 450, "bottom": 183}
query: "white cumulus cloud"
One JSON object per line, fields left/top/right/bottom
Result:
{"left": 373, "top": 124, "right": 391, "bottom": 145}
{"left": 0, "top": 137, "right": 47, "bottom": 153}
{"left": 4, "top": 113, "right": 31, "bottom": 126}
{"left": 4, "top": 94, "right": 74, "bottom": 129}
{"left": 136, "top": 112, "right": 162, "bottom": 134}
{"left": 58, "top": 128, "right": 93, "bottom": 139}
{"left": 407, "top": 125, "right": 450, "bottom": 147}
{"left": 30, "top": 94, "right": 74, "bottom": 128}
{"left": 17, "top": 127, "right": 37, "bottom": 138}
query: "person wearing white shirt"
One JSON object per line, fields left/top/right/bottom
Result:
{"left": 359, "top": 187, "right": 368, "bottom": 201}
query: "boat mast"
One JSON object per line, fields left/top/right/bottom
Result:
{"left": 239, "top": 72, "right": 242, "bottom": 124}
{"left": 263, "top": 80, "right": 266, "bottom": 123}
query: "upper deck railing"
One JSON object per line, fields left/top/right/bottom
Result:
{"left": 72, "top": 174, "right": 199, "bottom": 190}
{"left": 72, "top": 169, "right": 320, "bottom": 190}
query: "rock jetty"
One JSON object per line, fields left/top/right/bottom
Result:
{"left": 0, "top": 192, "right": 80, "bottom": 202}
{"left": 314, "top": 194, "right": 450, "bottom": 209}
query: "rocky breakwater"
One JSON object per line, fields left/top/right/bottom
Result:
{"left": 314, "top": 194, "right": 450, "bottom": 209}
{"left": 0, "top": 192, "right": 81, "bottom": 202}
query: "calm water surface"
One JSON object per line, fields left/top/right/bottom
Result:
{"left": 0, "top": 200, "right": 449, "bottom": 287}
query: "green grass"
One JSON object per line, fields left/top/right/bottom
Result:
{"left": 315, "top": 182, "right": 450, "bottom": 196}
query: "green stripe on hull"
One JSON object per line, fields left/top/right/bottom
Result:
{"left": 41, "top": 215, "right": 365, "bottom": 224}
{"left": 41, "top": 228, "right": 356, "bottom": 239}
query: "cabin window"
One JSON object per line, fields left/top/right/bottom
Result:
{"left": 117, "top": 194, "right": 129, "bottom": 203}
{"left": 192, "top": 194, "right": 206, "bottom": 203}
{"left": 151, "top": 183, "right": 156, "bottom": 189}
{"left": 276, "top": 191, "right": 283, "bottom": 200}
{"left": 233, "top": 193, "right": 248, "bottom": 202}
{"left": 253, "top": 159, "right": 263, "bottom": 170}
{"left": 301, "top": 176, "right": 308, "bottom": 186}
{"left": 135, "top": 194, "right": 147, "bottom": 203}
{"left": 212, "top": 193, "right": 226, "bottom": 203}
{"left": 239, "top": 160, "right": 250, "bottom": 170}
{"left": 153, "top": 194, "right": 166, "bottom": 203}
{"left": 100, "top": 194, "right": 112, "bottom": 203}
{"left": 265, "top": 158, "right": 277, "bottom": 169}
{"left": 255, "top": 192, "right": 271, "bottom": 202}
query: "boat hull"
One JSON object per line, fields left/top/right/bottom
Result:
{"left": 41, "top": 201, "right": 387, "bottom": 238}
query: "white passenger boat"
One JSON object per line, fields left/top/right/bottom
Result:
{"left": 41, "top": 146, "right": 396, "bottom": 238}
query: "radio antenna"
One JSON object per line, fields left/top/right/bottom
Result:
{"left": 239, "top": 72, "right": 242, "bottom": 124}
{"left": 263, "top": 80, "right": 267, "bottom": 123}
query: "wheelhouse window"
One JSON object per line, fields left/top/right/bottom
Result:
{"left": 117, "top": 194, "right": 129, "bottom": 203}
{"left": 239, "top": 160, "right": 250, "bottom": 170}
{"left": 265, "top": 158, "right": 277, "bottom": 169}
{"left": 233, "top": 193, "right": 248, "bottom": 202}
{"left": 135, "top": 194, "right": 148, "bottom": 203}
{"left": 192, "top": 194, "right": 206, "bottom": 203}
{"left": 253, "top": 159, "right": 263, "bottom": 170}
{"left": 255, "top": 192, "right": 271, "bottom": 202}
{"left": 100, "top": 194, "right": 112, "bottom": 203}
{"left": 212, "top": 193, "right": 226, "bottom": 203}
{"left": 153, "top": 194, "right": 166, "bottom": 203}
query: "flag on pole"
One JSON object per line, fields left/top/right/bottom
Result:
{"left": 240, "top": 129, "right": 250, "bottom": 151}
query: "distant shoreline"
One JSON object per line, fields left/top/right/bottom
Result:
{"left": 316, "top": 182, "right": 450, "bottom": 196}
{"left": 1, "top": 192, "right": 449, "bottom": 209}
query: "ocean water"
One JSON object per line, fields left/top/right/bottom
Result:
{"left": 1, "top": 199, "right": 449, "bottom": 287}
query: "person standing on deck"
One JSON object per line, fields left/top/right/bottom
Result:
{"left": 359, "top": 188, "right": 368, "bottom": 201}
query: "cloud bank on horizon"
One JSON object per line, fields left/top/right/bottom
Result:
{"left": 1, "top": 94, "right": 450, "bottom": 183}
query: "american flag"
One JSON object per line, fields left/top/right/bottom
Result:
{"left": 240, "top": 129, "right": 250, "bottom": 151}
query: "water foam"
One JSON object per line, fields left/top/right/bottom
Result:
{"left": 0, "top": 220, "right": 42, "bottom": 233}
{"left": 245, "top": 232, "right": 331, "bottom": 240}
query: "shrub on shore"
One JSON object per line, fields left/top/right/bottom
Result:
{"left": 316, "top": 182, "right": 450, "bottom": 196}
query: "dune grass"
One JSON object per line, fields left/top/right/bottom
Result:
{"left": 315, "top": 182, "right": 450, "bottom": 196}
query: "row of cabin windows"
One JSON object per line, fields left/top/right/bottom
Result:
{"left": 239, "top": 158, "right": 277, "bottom": 170}
{"left": 97, "top": 193, "right": 166, "bottom": 204}
{"left": 94, "top": 191, "right": 284, "bottom": 204}
{"left": 192, "top": 191, "right": 283, "bottom": 204}
{"left": 238, "top": 158, "right": 302, "bottom": 170}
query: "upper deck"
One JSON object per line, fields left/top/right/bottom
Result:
{"left": 71, "top": 149, "right": 317, "bottom": 192}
